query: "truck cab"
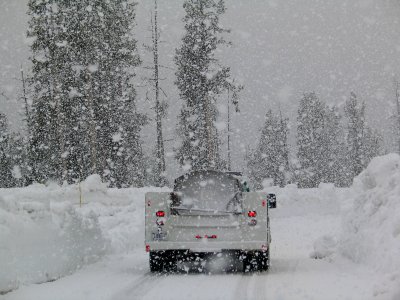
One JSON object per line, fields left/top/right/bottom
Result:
{"left": 145, "top": 170, "right": 276, "bottom": 272}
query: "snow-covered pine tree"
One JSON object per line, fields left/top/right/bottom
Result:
{"left": 319, "top": 105, "right": 347, "bottom": 185}
{"left": 27, "top": 0, "right": 63, "bottom": 183}
{"left": 175, "top": 0, "right": 241, "bottom": 171}
{"left": 393, "top": 80, "right": 400, "bottom": 154}
{"left": 296, "top": 94, "right": 354, "bottom": 187}
{"left": 361, "top": 127, "right": 381, "bottom": 167}
{"left": 277, "top": 110, "right": 290, "bottom": 185}
{"left": 8, "top": 133, "right": 31, "bottom": 187}
{"left": 27, "top": 0, "right": 144, "bottom": 186}
{"left": 144, "top": 0, "right": 168, "bottom": 187}
{"left": 247, "top": 110, "right": 290, "bottom": 189}
{"left": 334, "top": 139, "right": 353, "bottom": 187}
{"left": 118, "top": 88, "right": 147, "bottom": 187}
{"left": 296, "top": 92, "right": 326, "bottom": 188}
{"left": 96, "top": 0, "right": 143, "bottom": 187}
{"left": 0, "top": 113, "right": 14, "bottom": 187}
{"left": 344, "top": 92, "right": 381, "bottom": 180}
{"left": 323, "top": 106, "right": 352, "bottom": 187}
{"left": 344, "top": 92, "right": 366, "bottom": 179}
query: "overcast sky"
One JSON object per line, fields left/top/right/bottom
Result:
{"left": 1, "top": 0, "right": 400, "bottom": 177}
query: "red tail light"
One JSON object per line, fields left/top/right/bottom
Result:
{"left": 248, "top": 211, "right": 257, "bottom": 217}
{"left": 156, "top": 211, "right": 165, "bottom": 217}
{"left": 195, "top": 234, "right": 217, "bottom": 239}
{"left": 145, "top": 245, "right": 150, "bottom": 252}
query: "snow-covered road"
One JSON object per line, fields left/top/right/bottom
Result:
{"left": 1, "top": 205, "right": 378, "bottom": 300}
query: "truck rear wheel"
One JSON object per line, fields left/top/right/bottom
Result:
{"left": 243, "top": 250, "right": 269, "bottom": 272}
{"left": 149, "top": 251, "right": 178, "bottom": 273}
{"left": 149, "top": 251, "right": 163, "bottom": 272}
{"left": 259, "top": 249, "right": 270, "bottom": 271}
{"left": 163, "top": 251, "right": 178, "bottom": 272}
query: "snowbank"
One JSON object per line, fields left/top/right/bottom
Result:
{"left": 0, "top": 181, "right": 109, "bottom": 293}
{"left": 339, "top": 153, "right": 400, "bottom": 297}
{"left": 310, "top": 235, "right": 337, "bottom": 259}
{"left": 0, "top": 175, "right": 168, "bottom": 294}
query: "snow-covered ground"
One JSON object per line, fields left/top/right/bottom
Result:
{"left": 1, "top": 155, "right": 400, "bottom": 300}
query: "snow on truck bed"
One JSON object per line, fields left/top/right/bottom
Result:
{"left": 1, "top": 154, "right": 400, "bottom": 299}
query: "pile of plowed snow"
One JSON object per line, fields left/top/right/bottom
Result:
{"left": 340, "top": 154, "right": 400, "bottom": 298}
{"left": 0, "top": 175, "right": 167, "bottom": 293}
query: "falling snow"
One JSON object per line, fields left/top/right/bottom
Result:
{"left": 0, "top": 0, "right": 400, "bottom": 298}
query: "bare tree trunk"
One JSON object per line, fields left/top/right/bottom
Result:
{"left": 47, "top": 8, "right": 67, "bottom": 182}
{"left": 152, "top": 0, "right": 166, "bottom": 183}
{"left": 205, "top": 94, "right": 214, "bottom": 168}
{"left": 279, "top": 108, "right": 289, "bottom": 186}
{"left": 50, "top": 63, "right": 67, "bottom": 182}
{"left": 55, "top": 82, "right": 67, "bottom": 182}
{"left": 20, "top": 67, "right": 30, "bottom": 127}
{"left": 87, "top": 70, "right": 98, "bottom": 175}
{"left": 227, "top": 89, "right": 231, "bottom": 171}
{"left": 395, "top": 80, "right": 400, "bottom": 154}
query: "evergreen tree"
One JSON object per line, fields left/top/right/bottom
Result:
{"left": 391, "top": 80, "right": 400, "bottom": 154}
{"left": 27, "top": 0, "right": 145, "bottom": 186}
{"left": 9, "top": 133, "right": 31, "bottom": 187}
{"left": 319, "top": 105, "right": 348, "bottom": 186}
{"left": 0, "top": 113, "right": 14, "bottom": 188}
{"left": 296, "top": 92, "right": 326, "bottom": 188}
{"left": 247, "top": 110, "right": 290, "bottom": 189}
{"left": 144, "top": 0, "right": 168, "bottom": 187}
{"left": 296, "top": 93, "right": 359, "bottom": 187}
{"left": 27, "top": 0, "right": 61, "bottom": 182}
{"left": 0, "top": 115, "right": 31, "bottom": 188}
{"left": 344, "top": 92, "right": 381, "bottom": 180}
{"left": 175, "top": 0, "right": 241, "bottom": 171}
{"left": 277, "top": 110, "right": 291, "bottom": 185}
{"left": 362, "top": 127, "right": 382, "bottom": 166}
{"left": 344, "top": 92, "right": 365, "bottom": 179}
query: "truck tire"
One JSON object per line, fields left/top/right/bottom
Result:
{"left": 243, "top": 250, "right": 269, "bottom": 272}
{"left": 163, "top": 251, "right": 178, "bottom": 272}
{"left": 259, "top": 249, "right": 270, "bottom": 271}
{"left": 149, "top": 251, "right": 163, "bottom": 272}
{"left": 243, "top": 251, "right": 257, "bottom": 273}
{"left": 149, "top": 251, "right": 178, "bottom": 273}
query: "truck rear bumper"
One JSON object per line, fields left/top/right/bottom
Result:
{"left": 146, "top": 241, "right": 269, "bottom": 252}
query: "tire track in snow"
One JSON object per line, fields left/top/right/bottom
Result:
{"left": 239, "top": 272, "right": 269, "bottom": 300}
{"left": 234, "top": 274, "right": 252, "bottom": 300}
{"left": 253, "top": 273, "right": 268, "bottom": 300}
{"left": 110, "top": 272, "right": 168, "bottom": 300}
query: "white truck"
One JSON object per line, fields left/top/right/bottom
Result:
{"left": 145, "top": 170, "right": 276, "bottom": 273}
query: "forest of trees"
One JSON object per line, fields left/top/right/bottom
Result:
{"left": 0, "top": 0, "right": 394, "bottom": 189}
{"left": 247, "top": 92, "right": 381, "bottom": 189}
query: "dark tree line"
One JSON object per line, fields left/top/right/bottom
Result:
{"left": 247, "top": 92, "right": 382, "bottom": 189}
{"left": 1, "top": 0, "right": 241, "bottom": 188}
{"left": 24, "top": 0, "right": 146, "bottom": 187}
{"left": 0, "top": 0, "right": 388, "bottom": 189}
